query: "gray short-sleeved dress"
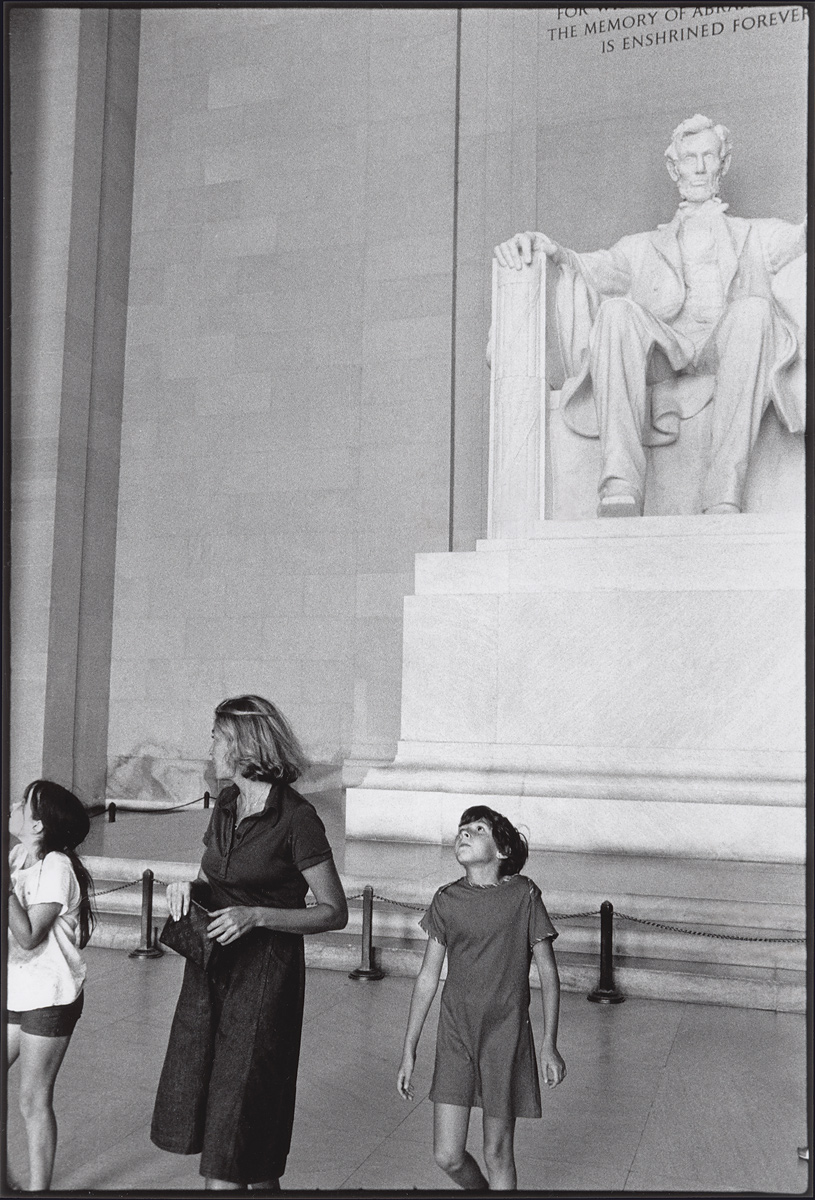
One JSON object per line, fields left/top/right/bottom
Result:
{"left": 420, "top": 874, "right": 558, "bottom": 1120}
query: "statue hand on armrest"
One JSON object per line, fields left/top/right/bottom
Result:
{"left": 486, "top": 233, "right": 564, "bottom": 367}
{"left": 494, "top": 231, "right": 563, "bottom": 270}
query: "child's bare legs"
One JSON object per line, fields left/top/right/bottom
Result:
{"left": 8, "top": 1021, "right": 22, "bottom": 1069}
{"left": 17, "top": 1030, "right": 71, "bottom": 1190}
{"left": 433, "top": 1104, "right": 488, "bottom": 1190}
{"left": 482, "top": 1115, "right": 516, "bottom": 1190}
{"left": 6, "top": 1024, "right": 23, "bottom": 1189}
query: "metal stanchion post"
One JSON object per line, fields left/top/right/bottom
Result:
{"left": 129, "top": 869, "right": 164, "bottom": 959}
{"left": 587, "top": 900, "right": 624, "bottom": 1003}
{"left": 349, "top": 885, "right": 384, "bottom": 981}
{"left": 204, "top": 791, "right": 210, "bottom": 808}
{"left": 108, "top": 802, "right": 117, "bottom": 823}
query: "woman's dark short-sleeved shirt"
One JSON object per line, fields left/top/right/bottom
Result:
{"left": 200, "top": 782, "right": 333, "bottom": 910}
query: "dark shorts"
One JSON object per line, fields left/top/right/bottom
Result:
{"left": 7, "top": 990, "right": 84, "bottom": 1037}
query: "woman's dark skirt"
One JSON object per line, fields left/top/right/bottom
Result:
{"left": 151, "top": 928, "right": 305, "bottom": 1184}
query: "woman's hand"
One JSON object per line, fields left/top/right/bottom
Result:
{"left": 207, "top": 906, "right": 258, "bottom": 945}
{"left": 396, "top": 1051, "right": 415, "bottom": 1100}
{"left": 540, "top": 1043, "right": 566, "bottom": 1088}
{"left": 166, "top": 881, "right": 192, "bottom": 921}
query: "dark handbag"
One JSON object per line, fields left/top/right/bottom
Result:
{"left": 159, "top": 899, "right": 215, "bottom": 970}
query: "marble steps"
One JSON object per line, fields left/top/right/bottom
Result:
{"left": 347, "top": 514, "right": 805, "bottom": 863}
{"left": 415, "top": 512, "right": 804, "bottom": 593}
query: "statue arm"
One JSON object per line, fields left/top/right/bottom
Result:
{"left": 557, "top": 244, "right": 632, "bottom": 296}
{"left": 494, "top": 232, "right": 631, "bottom": 296}
{"left": 759, "top": 216, "right": 807, "bottom": 274}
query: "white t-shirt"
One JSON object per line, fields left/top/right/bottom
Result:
{"left": 7, "top": 845, "right": 87, "bottom": 1010}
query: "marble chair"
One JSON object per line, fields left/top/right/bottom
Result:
{"left": 488, "top": 253, "right": 806, "bottom": 534}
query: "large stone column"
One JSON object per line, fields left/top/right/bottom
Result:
{"left": 9, "top": 8, "right": 140, "bottom": 804}
{"left": 487, "top": 256, "right": 547, "bottom": 537}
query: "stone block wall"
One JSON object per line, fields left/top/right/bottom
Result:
{"left": 107, "top": 9, "right": 460, "bottom": 794}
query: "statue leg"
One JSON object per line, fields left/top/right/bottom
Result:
{"left": 702, "top": 297, "right": 774, "bottom": 513}
{"left": 589, "top": 297, "right": 655, "bottom": 515}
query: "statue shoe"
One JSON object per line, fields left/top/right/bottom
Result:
{"left": 597, "top": 493, "right": 641, "bottom": 518}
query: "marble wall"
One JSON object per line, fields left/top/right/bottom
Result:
{"left": 107, "top": 9, "right": 459, "bottom": 791}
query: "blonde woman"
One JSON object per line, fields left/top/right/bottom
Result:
{"left": 151, "top": 695, "right": 347, "bottom": 1191}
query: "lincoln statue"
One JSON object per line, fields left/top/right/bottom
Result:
{"left": 494, "top": 114, "right": 807, "bottom": 518}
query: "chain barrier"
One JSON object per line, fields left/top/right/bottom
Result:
{"left": 614, "top": 911, "right": 805, "bottom": 945}
{"left": 94, "top": 879, "right": 143, "bottom": 898}
{"left": 91, "top": 879, "right": 805, "bottom": 945}
{"left": 90, "top": 795, "right": 210, "bottom": 820}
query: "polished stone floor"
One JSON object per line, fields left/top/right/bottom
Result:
{"left": 4, "top": 948, "right": 809, "bottom": 1194}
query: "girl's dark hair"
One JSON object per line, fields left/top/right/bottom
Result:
{"left": 214, "top": 694, "right": 309, "bottom": 784}
{"left": 459, "top": 805, "right": 528, "bottom": 877}
{"left": 26, "top": 780, "right": 96, "bottom": 949}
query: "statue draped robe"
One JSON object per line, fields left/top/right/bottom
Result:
{"left": 554, "top": 212, "right": 807, "bottom": 447}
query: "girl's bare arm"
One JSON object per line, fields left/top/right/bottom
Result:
{"left": 8, "top": 895, "right": 61, "bottom": 950}
{"left": 533, "top": 937, "right": 567, "bottom": 1086}
{"left": 397, "top": 937, "right": 446, "bottom": 1099}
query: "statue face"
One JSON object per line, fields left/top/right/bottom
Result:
{"left": 670, "top": 128, "right": 724, "bottom": 202}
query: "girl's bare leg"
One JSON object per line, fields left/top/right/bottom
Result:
{"left": 433, "top": 1103, "right": 488, "bottom": 1190}
{"left": 7, "top": 1022, "right": 22, "bottom": 1069}
{"left": 482, "top": 1114, "right": 516, "bottom": 1190}
{"left": 5, "top": 1025, "right": 23, "bottom": 1189}
{"left": 18, "top": 1031, "right": 71, "bottom": 1191}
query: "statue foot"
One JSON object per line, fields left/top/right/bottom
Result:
{"left": 704, "top": 502, "right": 741, "bottom": 515}
{"left": 597, "top": 494, "right": 640, "bottom": 518}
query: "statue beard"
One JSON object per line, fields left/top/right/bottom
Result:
{"left": 676, "top": 174, "right": 722, "bottom": 204}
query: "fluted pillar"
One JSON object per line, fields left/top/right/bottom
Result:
{"left": 487, "top": 254, "right": 547, "bottom": 538}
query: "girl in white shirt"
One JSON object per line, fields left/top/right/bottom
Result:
{"left": 7, "top": 779, "right": 96, "bottom": 1191}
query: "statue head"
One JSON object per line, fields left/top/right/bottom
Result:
{"left": 664, "top": 114, "right": 732, "bottom": 203}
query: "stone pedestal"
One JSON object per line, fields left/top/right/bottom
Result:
{"left": 345, "top": 513, "right": 805, "bottom": 864}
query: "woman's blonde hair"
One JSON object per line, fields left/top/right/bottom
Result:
{"left": 214, "top": 695, "right": 308, "bottom": 784}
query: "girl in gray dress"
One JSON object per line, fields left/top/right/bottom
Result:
{"left": 397, "top": 805, "right": 566, "bottom": 1190}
